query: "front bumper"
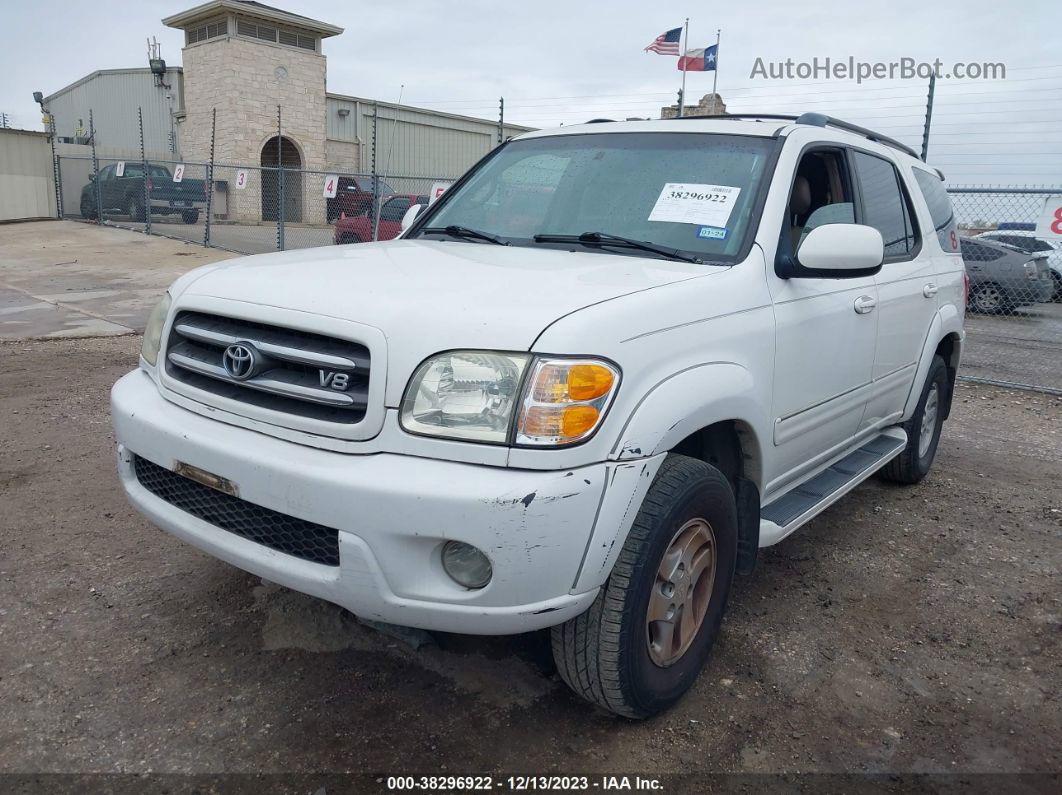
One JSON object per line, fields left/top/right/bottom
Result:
{"left": 112, "top": 369, "right": 618, "bottom": 634}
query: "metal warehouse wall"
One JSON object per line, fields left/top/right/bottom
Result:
{"left": 44, "top": 69, "right": 183, "bottom": 155}
{"left": 326, "top": 94, "right": 532, "bottom": 177}
{"left": 0, "top": 129, "right": 57, "bottom": 222}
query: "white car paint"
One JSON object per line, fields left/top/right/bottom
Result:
{"left": 112, "top": 117, "right": 966, "bottom": 635}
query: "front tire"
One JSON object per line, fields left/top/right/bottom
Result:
{"left": 182, "top": 210, "right": 200, "bottom": 224}
{"left": 552, "top": 455, "right": 737, "bottom": 718}
{"left": 1051, "top": 271, "right": 1062, "bottom": 303}
{"left": 879, "top": 355, "right": 948, "bottom": 485}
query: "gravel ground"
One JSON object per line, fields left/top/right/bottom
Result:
{"left": 1, "top": 336, "right": 1059, "bottom": 790}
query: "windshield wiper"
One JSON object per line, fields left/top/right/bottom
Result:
{"left": 533, "top": 232, "right": 701, "bottom": 264}
{"left": 420, "top": 225, "right": 509, "bottom": 246}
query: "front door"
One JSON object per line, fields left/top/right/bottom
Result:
{"left": 765, "top": 146, "right": 879, "bottom": 497}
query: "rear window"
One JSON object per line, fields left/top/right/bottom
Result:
{"left": 986, "top": 234, "right": 1054, "bottom": 253}
{"left": 912, "top": 168, "right": 959, "bottom": 253}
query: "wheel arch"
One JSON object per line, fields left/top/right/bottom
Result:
{"left": 607, "top": 362, "right": 768, "bottom": 576}
{"left": 903, "top": 309, "right": 963, "bottom": 421}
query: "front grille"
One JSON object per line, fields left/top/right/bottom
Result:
{"left": 133, "top": 455, "right": 340, "bottom": 566}
{"left": 165, "top": 311, "right": 370, "bottom": 424}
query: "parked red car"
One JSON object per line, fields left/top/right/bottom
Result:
{"left": 325, "top": 175, "right": 395, "bottom": 222}
{"left": 333, "top": 194, "right": 429, "bottom": 244}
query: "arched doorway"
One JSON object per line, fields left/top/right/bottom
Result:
{"left": 260, "top": 136, "right": 303, "bottom": 222}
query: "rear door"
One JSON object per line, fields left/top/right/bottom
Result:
{"left": 853, "top": 150, "right": 934, "bottom": 428}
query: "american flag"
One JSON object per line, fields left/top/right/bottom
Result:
{"left": 644, "top": 27, "right": 682, "bottom": 55}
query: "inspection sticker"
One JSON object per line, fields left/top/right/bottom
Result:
{"left": 696, "top": 225, "right": 728, "bottom": 240}
{"left": 649, "top": 183, "right": 741, "bottom": 228}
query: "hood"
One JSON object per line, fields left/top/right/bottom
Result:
{"left": 179, "top": 239, "right": 715, "bottom": 404}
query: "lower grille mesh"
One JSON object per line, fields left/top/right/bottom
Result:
{"left": 133, "top": 455, "right": 340, "bottom": 566}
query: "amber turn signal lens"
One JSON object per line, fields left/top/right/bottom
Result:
{"left": 521, "top": 405, "right": 601, "bottom": 440}
{"left": 567, "top": 365, "right": 615, "bottom": 401}
{"left": 561, "top": 405, "right": 600, "bottom": 436}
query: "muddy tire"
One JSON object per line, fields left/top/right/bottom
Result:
{"left": 551, "top": 454, "right": 737, "bottom": 719}
{"left": 879, "top": 355, "right": 947, "bottom": 485}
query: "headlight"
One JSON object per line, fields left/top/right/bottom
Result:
{"left": 401, "top": 351, "right": 530, "bottom": 443}
{"left": 400, "top": 351, "right": 619, "bottom": 447}
{"left": 515, "top": 358, "right": 619, "bottom": 446}
{"left": 140, "top": 292, "right": 171, "bottom": 367}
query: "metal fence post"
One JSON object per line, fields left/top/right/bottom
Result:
{"left": 204, "top": 108, "right": 216, "bottom": 247}
{"left": 46, "top": 110, "right": 62, "bottom": 219}
{"left": 89, "top": 109, "right": 102, "bottom": 225}
{"left": 276, "top": 105, "right": 285, "bottom": 251}
{"left": 138, "top": 107, "right": 151, "bottom": 235}
{"left": 371, "top": 102, "right": 379, "bottom": 241}
{"left": 498, "top": 97, "right": 504, "bottom": 145}
{"left": 921, "top": 73, "right": 936, "bottom": 162}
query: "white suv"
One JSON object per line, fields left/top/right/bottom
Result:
{"left": 112, "top": 113, "right": 966, "bottom": 718}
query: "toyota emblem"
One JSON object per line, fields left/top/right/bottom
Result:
{"left": 222, "top": 343, "right": 258, "bottom": 381}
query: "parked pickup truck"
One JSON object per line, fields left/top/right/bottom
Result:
{"left": 112, "top": 113, "right": 966, "bottom": 718}
{"left": 81, "top": 162, "right": 207, "bottom": 224}
{"left": 333, "top": 194, "right": 430, "bottom": 244}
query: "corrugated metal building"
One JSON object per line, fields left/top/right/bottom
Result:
{"left": 325, "top": 94, "right": 531, "bottom": 177}
{"left": 43, "top": 68, "right": 184, "bottom": 153}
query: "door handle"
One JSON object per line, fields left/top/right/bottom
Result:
{"left": 853, "top": 295, "right": 877, "bottom": 314}
{"left": 923, "top": 283, "right": 939, "bottom": 298}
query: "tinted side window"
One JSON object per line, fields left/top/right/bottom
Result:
{"left": 852, "top": 151, "right": 917, "bottom": 258}
{"left": 912, "top": 168, "right": 959, "bottom": 253}
{"left": 960, "top": 240, "right": 1004, "bottom": 262}
{"left": 381, "top": 197, "right": 411, "bottom": 221}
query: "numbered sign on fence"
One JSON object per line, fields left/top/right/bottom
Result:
{"left": 429, "top": 181, "right": 453, "bottom": 205}
{"left": 1036, "top": 195, "right": 1062, "bottom": 238}
{"left": 234, "top": 169, "right": 248, "bottom": 190}
{"left": 115, "top": 161, "right": 125, "bottom": 177}
{"left": 172, "top": 164, "right": 185, "bottom": 183}
{"left": 323, "top": 175, "right": 339, "bottom": 198}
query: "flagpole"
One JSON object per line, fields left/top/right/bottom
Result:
{"left": 678, "top": 17, "right": 689, "bottom": 118}
{"left": 710, "top": 29, "right": 721, "bottom": 114}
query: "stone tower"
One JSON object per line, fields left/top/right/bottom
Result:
{"left": 163, "top": 0, "right": 342, "bottom": 221}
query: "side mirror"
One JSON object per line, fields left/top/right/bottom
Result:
{"left": 795, "top": 224, "right": 884, "bottom": 273}
{"left": 400, "top": 204, "right": 423, "bottom": 234}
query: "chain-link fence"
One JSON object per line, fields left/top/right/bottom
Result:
{"left": 56, "top": 155, "right": 460, "bottom": 255}
{"left": 948, "top": 187, "right": 1062, "bottom": 393}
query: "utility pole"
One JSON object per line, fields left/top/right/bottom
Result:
{"left": 920, "top": 72, "right": 936, "bottom": 162}
{"left": 677, "top": 18, "right": 689, "bottom": 118}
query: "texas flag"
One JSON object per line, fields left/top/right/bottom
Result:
{"left": 678, "top": 44, "right": 718, "bottom": 72}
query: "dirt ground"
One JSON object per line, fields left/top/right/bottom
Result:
{"left": 1, "top": 335, "right": 1059, "bottom": 788}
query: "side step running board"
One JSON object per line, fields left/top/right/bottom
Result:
{"left": 759, "top": 428, "right": 908, "bottom": 547}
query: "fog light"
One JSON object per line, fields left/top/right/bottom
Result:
{"left": 441, "top": 541, "right": 492, "bottom": 589}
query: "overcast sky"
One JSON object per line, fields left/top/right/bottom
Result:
{"left": 2, "top": 0, "right": 1060, "bottom": 183}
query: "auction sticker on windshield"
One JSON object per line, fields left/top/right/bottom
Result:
{"left": 649, "top": 183, "right": 741, "bottom": 228}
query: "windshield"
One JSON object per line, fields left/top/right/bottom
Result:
{"left": 413, "top": 132, "right": 776, "bottom": 260}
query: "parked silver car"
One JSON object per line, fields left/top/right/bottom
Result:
{"left": 959, "top": 237, "right": 1053, "bottom": 313}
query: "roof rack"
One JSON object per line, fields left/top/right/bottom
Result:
{"left": 673, "top": 112, "right": 922, "bottom": 160}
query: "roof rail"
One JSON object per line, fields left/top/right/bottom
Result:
{"left": 672, "top": 112, "right": 922, "bottom": 160}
